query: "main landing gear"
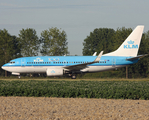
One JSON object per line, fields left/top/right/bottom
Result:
{"left": 71, "top": 74, "right": 76, "bottom": 79}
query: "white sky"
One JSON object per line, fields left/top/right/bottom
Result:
{"left": 0, "top": 0, "right": 149, "bottom": 55}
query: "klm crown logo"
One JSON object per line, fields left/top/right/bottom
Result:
{"left": 51, "top": 70, "right": 55, "bottom": 73}
{"left": 127, "top": 40, "right": 134, "bottom": 44}
{"left": 124, "top": 40, "right": 138, "bottom": 49}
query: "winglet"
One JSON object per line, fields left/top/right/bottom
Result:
{"left": 93, "top": 52, "right": 97, "bottom": 56}
{"left": 94, "top": 51, "right": 103, "bottom": 62}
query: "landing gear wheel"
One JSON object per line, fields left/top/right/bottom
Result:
{"left": 71, "top": 75, "right": 76, "bottom": 79}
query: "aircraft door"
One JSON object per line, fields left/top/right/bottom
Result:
{"left": 21, "top": 59, "right": 26, "bottom": 67}
{"left": 112, "top": 58, "right": 116, "bottom": 66}
{"left": 63, "top": 60, "right": 67, "bottom": 66}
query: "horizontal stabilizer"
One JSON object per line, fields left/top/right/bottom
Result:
{"left": 126, "top": 54, "right": 148, "bottom": 61}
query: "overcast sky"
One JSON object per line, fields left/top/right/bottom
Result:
{"left": 0, "top": 0, "right": 149, "bottom": 55}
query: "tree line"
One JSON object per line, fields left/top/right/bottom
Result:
{"left": 0, "top": 26, "right": 149, "bottom": 78}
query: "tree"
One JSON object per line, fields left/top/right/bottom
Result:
{"left": 128, "top": 32, "right": 149, "bottom": 78}
{"left": 0, "top": 29, "right": 21, "bottom": 76}
{"left": 40, "top": 27, "right": 69, "bottom": 56}
{"left": 112, "top": 27, "right": 132, "bottom": 51}
{"left": 18, "top": 28, "right": 40, "bottom": 57}
{"left": 82, "top": 28, "right": 115, "bottom": 55}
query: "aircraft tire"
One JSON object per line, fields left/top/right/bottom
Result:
{"left": 71, "top": 75, "right": 76, "bottom": 79}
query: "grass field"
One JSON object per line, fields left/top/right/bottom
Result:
{"left": 1, "top": 77, "right": 149, "bottom": 81}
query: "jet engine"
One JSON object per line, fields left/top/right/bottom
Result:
{"left": 46, "top": 68, "right": 64, "bottom": 76}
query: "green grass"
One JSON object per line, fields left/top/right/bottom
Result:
{"left": 0, "top": 80, "right": 149, "bottom": 99}
{"left": 1, "top": 77, "right": 149, "bottom": 81}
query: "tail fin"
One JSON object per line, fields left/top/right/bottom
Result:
{"left": 104, "top": 25, "right": 144, "bottom": 57}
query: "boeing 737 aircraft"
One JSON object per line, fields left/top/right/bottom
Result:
{"left": 1, "top": 25, "right": 147, "bottom": 79}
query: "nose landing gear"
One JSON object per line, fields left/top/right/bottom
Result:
{"left": 18, "top": 75, "right": 21, "bottom": 79}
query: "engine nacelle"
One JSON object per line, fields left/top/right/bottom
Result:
{"left": 46, "top": 68, "right": 64, "bottom": 76}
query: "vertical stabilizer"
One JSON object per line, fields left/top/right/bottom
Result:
{"left": 104, "top": 25, "right": 144, "bottom": 57}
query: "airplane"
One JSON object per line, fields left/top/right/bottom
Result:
{"left": 1, "top": 25, "right": 147, "bottom": 79}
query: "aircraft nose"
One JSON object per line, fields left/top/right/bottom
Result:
{"left": 1, "top": 64, "right": 6, "bottom": 70}
{"left": 1, "top": 65, "right": 4, "bottom": 70}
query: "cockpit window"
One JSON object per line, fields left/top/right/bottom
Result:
{"left": 9, "top": 61, "right": 15, "bottom": 64}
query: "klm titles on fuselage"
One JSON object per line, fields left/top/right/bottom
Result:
{"left": 124, "top": 40, "right": 138, "bottom": 49}
{"left": 33, "top": 57, "right": 60, "bottom": 62}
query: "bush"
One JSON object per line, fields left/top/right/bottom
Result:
{"left": 0, "top": 80, "right": 149, "bottom": 99}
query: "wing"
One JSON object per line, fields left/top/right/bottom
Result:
{"left": 64, "top": 51, "right": 103, "bottom": 71}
